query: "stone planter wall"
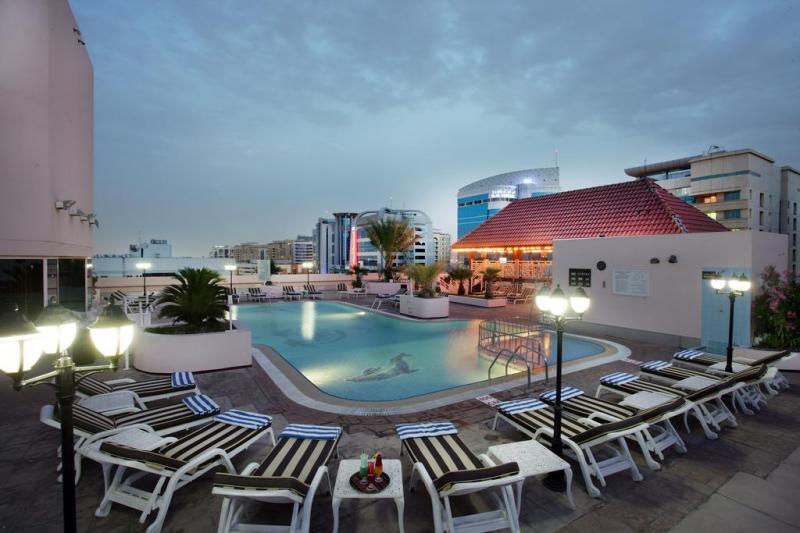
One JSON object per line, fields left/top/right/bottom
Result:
{"left": 134, "top": 327, "right": 251, "bottom": 373}
{"left": 449, "top": 295, "right": 507, "bottom": 308}
{"left": 398, "top": 295, "right": 449, "bottom": 318}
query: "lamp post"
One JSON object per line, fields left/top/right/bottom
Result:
{"left": 302, "top": 261, "right": 313, "bottom": 286}
{"left": 535, "top": 284, "right": 590, "bottom": 492}
{"left": 224, "top": 263, "right": 237, "bottom": 296}
{"left": 710, "top": 273, "right": 751, "bottom": 373}
{"left": 224, "top": 264, "right": 237, "bottom": 330}
{"left": 0, "top": 299, "right": 134, "bottom": 533}
{"left": 135, "top": 262, "right": 152, "bottom": 303}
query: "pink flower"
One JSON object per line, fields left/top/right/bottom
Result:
{"left": 789, "top": 311, "right": 798, "bottom": 320}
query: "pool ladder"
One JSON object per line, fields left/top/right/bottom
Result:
{"left": 487, "top": 344, "right": 549, "bottom": 392}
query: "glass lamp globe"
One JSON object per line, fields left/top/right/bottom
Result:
{"left": 35, "top": 299, "right": 78, "bottom": 355}
{"left": 0, "top": 305, "right": 44, "bottom": 375}
{"left": 736, "top": 274, "right": 751, "bottom": 292}
{"left": 89, "top": 302, "right": 135, "bottom": 358}
{"left": 548, "top": 285, "right": 569, "bottom": 317}
{"left": 535, "top": 288, "right": 551, "bottom": 312}
{"left": 224, "top": 264, "right": 237, "bottom": 272}
{"left": 710, "top": 275, "right": 726, "bottom": 291}
{"left": 569, "top": 287, "right": 591, "bottom": 315}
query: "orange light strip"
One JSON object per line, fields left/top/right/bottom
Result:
{"left": 452, "top": 245, "right": 553, "bottom": 253}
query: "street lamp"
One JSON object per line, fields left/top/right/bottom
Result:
{"left": 224, "top": 264, "right": 237, "bottom": 295}
{"left": 135, "top": 262, "right": 152, "bottom": 303}
{"left": 710, "top": 273, "right": 751, "bottom": 373}
{"left": 535, "top": 284, "right": 591, "bottom": 492}
{"left": 302, "top": 261, "right": 314, "bottom": 286}
{"left": 0, "top": 299, "right": 134, "bottom": 533}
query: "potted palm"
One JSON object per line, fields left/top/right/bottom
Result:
{"left": 449, "top": 266, "right": 473, "bottom": 296}
{"left": 483, "top": 267, "right": 502, "bottom": 299}
{"left": 449, "top": 266, "right": 507, "bottom": 307}
{"left": 365, "top": 219, "right": 416, "bottom": 281}
{"left": 399, "top": 262, "right": 449, "bottom": 318}
{"left": 134, "top": 268, "right": 251, "bottom": 373}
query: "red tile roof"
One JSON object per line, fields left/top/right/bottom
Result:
{"left": 453, "top": 178, "right": 728, "bottom": 250}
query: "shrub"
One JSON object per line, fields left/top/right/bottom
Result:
{"left": 156, "top": 268, "right": 228, "bottom": 333}
{"left": 752, "top": 266, "right": 799, "bottom": 350}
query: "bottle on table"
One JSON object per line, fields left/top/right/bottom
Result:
{"left": 374, "top": 452, "right": 383, "bottom": 477}
{"left": 359, "top": 452, "right": 368, "bottom": 478}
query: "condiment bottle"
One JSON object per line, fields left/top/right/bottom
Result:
{"left": 374, "top": 453, "right": 383, "bottom": 477}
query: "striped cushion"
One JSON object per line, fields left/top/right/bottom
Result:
{"left": 673, "top": 349, "right": 705, "bottom": 360}
{"left": 600, "top": 372, "right": 639, "bottom": 385}
{"left": 539, "top": 387, "right": 585, "bottom": 402}
{"left": 640, "top": 365, "right": 718, "bottom": 381}
{"left": 100, "top": 420, "right": 270, "bottom": 471}
{"left": 497, "top": 398, "right": 547, "bottom": 415}
{"left": 552, "top": 395, "right": 636, "bottom": 420}
{"left": 603, "top": 378, "right": 687, "bottom": 397}
{"left": 278, "top": 424, "right": 341, "bottom": 440}
{"left": 402, "top": 434, "right": 519, "bottom": 492}
{"left": 113, "top": 402, "right": 212, "bottom": 431}
{"left": 214, "top": 434, "right": 340, "bottom": 496}
{"left": 76, "top": 376, "right": 114, "bottom": 396}
{"left": 501, "top": 407, "right": 645, "bottom": 445}
{"left": 640, "top": 360, "right": 672, "bottom": 371}
{"left": 114, "top": 377, "right": 192, "bottom": 396}
{"left": 396, "top": 422, "right": 457, "bottom": 439}
{"left": 69, "top": 403, "right": 116, "bottom": 433}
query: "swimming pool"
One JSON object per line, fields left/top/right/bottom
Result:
{"left": 236, "top": 301, "right": 605, "bottom": 401}
{"left": 237, "top": 301, "right": 608, "bottom": 402}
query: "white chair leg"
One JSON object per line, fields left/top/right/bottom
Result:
{"left": 618, "top": 437, "right": 644, "bottom": 481}
{"left": 633, "top": 431, "right": 661, "bottom": 470}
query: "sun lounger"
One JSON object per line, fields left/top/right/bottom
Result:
{"left": 88, "top": 409, "right": 274, "bottom": 533}
{"left": 76, "top": 371, "right": 199, "bottom": 402}
{"left": 41, "top": 393, "right": 221, "bottom": 483}
{"left": 336, "top": 282, "right": 350, "bottom": 299}
{"left": 303, "top": 284, "right": 322, "bottom": 299}
{"left": 507, "top": 287, "right": 533, "bottom": 304}
{"left": 538, "top": 387, "right": 689, "bottom": 469}
{"left": 673, "top": 348, "right": 790, "bottom": 393}
{"left": 283, "top": 285, "right": 303, "bottom": 301}
{"left": 397, "top": 421, "right": 522, "bottom": 532}
{"left": 492, "top": 400, "right": 646, "bottom": 497}
{"left": 213, "top": 423, "right": 341, "bottom": 533}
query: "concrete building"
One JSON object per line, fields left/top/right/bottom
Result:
{"left": 313, "top": 212, "right": 358, "bottom": 273}
{"left": 292, "top": 236, "right": 314, "bottom": 265}
{"left": 457, "top": 167, "right": 560, "bottom": 239}
{"left": 354, "top": 208, "right": 435, "bottom": 272}
{"left": 625, "top": 148, "right": 799, "bottom": 271}
{"left": 432, "top": 230, "right": 452, "bottom": 264}
{"left": 92, "top": 256, "right": 232, "bottom": 278}
{"left": 124, "top": 239, "right": 172, "bottom": 258}
{"left": 0, "top": 0, "right": 94, "bottom": 314}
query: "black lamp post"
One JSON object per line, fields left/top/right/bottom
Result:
{"left": 0, "top": 300, "right": 134, "bottom": 533}
{"left": 710, "top": 273, "right": 751, "bottom": 373}
{"left": 135, "top": 261, "right": 151, "bottom": 302}
{"left": 535, "top": 284, "right": 590, "bottom": 492}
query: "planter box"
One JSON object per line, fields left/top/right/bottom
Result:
{"left": 449, "top": 295, "right": 507, "bottom": 308}
{"left": 134, "top": 327, "right": 251, "bottom": 373}
{"left": 366, "top": 281, "right": 408, "bottom": 295}
{"left": 398, "top": 295, "right": 449, "bottom": 318}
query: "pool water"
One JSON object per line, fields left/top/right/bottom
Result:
{"left": 236, "top": 301, "right": 605, "bottom": 402}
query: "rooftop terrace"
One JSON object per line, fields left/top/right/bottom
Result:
{"left": 1, "top": 299, "right": 798, "bottom": 532}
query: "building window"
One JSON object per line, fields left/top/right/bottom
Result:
{"left": 760, "top": 211, "right": 764, "bottom": 225}
{"left": 759, "top": 192, "right": 764, "bottom": 207}
{"left": 0, "top": 259, "right": 44, "bottom": 317}
{"left": 723, "top": 190, "right": 740, "bottom": 201}
{"left": 722, "top": 209, "right": 741, "bottom": 220}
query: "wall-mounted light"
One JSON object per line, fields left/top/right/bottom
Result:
{"left": 55, "top": 200, "right": 76, "bottom": 210}
{"left": 668, "top": 255, "right": 678, "bottom": 264}
{"left": 650, "top": 257, "right": 660, "bottom": 264}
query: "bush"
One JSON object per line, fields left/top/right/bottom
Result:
{"left": 753, "top": 266, "right": 799, "bottom": 350}
{"left": 156, "top": 268, "right": 228, "bottom": 334}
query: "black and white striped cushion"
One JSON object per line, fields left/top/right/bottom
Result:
{"left": 77, "top": 376, "right": 114, "bottom": 396}
{"left": 554, "top": 395, "right": 636, "bottom": 420}
{"left": 641, "top": 365, "right": 718, "bottom": 381}
{"left": 605, "top": 379, "right": 687, "bottom": 397}
{"left": 114, "top": 377, "right": 192, "bottom": 396}
{"left": 113, "top": 402, "right": 211, "bottom": 431}
{"left": 69, "top": 403, "right": 116, "bottom": 433}
{"left": 100, "top": 420, "right": 271, "bottom": 470}
{"left": 214, "top": 435, "right": 339, "bottom": 496}
{"left": 402, "top": 434, "right": 519, "bottom": 492}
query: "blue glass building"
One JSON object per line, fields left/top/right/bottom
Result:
{"left": 456, "top": 168, "right": 560, "bottom": 239}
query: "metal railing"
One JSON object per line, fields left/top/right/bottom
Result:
{"left": 479, "top": 319, "right": 549, "bottom": 387}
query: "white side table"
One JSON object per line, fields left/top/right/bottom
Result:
{"left": 619, "top": 391, "right": 678, "bottom": 410}
{"left": 332, "top": 459, "right": 404, "bottom": 533}
{"left": 487, "top": 440, "right": 575, "bottom": 515}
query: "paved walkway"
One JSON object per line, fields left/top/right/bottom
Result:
{"left": 0, "top": 311, "right": 797, "bottom": 532}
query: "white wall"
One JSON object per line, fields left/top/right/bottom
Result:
{"left": 0, "top": 0, "right": 93, "bottom": 258}
{"left": 552, "top": 231, "right": 788, "bottom": 341}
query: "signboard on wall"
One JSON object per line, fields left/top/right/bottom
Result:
{"left": 612, "top": 270, "right": 649, "bottom": 297}
{"left": 568, "top": 268, "right": 591, "bottom": 287}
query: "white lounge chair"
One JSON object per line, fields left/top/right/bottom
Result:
{"left": 492, "top": 399, "right": 647, "bottom": 497}
{"left": 87, "top": 410, "right": 274, "bottom": 533}
{"left": 672, "top": 347, "right": 790, "bottom": 393}
{"left": 75, "top": 371, "right": 199, "bottom": 403}
{"left": 398, "top": 421, "right": 522, "bottom": 533}
{"left": 283, "top": 286, "right": 303, "bottom": 301}
{"left": 303, "top": 284, "right": 322, "bottom": 300}
{"left": 213, "top": 423, "right": 341, "bottom": 533}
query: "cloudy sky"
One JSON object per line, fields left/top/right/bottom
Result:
{"left": 71, "top": 0, "right": 800, "bottom": 256}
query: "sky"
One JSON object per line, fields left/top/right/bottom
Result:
{"left": 70, "top": 0, "right": 800, "bottom": 257}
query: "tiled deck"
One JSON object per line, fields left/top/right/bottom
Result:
{"left": 0, "top": 300, "right": 798, "bottom": 532}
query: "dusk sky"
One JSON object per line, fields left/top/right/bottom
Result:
{"left": 71, "top": 0, "right": 800, "bottom": 257}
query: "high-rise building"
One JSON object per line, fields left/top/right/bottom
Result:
{"left": 625, "top": 148, "right": 799, "bottom": 271}
{"left": 432, "top": 230, "right": 452, "bottom": 264}
{"left": 0, "top": 0, "right": 94, "bottom": 314}
{"left": 292, "top": 236, "right": 314, "bottom": 265}
{"left": 313, "top": 212, "right": 358, "bottom": 273}
{"left": 457, "top": 168, "right": 560, "bottom": 239}
{"left": 354, "top": 208, "right": 435, "bottom": 272}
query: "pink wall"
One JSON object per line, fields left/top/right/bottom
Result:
{"left": 0, "top": 0, "right": 93, "bottom": 258}
{"left": 552, "top": 231, "right": 788, "bottom": 340}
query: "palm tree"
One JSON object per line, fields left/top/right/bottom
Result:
{"left": 483, "top": 267, "right": 502, "bottom": 299}
{"left": 406, "top": 262, "right": 446, "bottom": 298}
{"left": 157, "top": 267, "right": 228, "bottom": 332}
{"left": 449, "top": 266, "right": 473, "bottom": 296}
{"left": 365, "top": 219, "right": 417, "bottom": 281}
{"left": 349, "top": 265, "right": 369, "bottom": 288}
